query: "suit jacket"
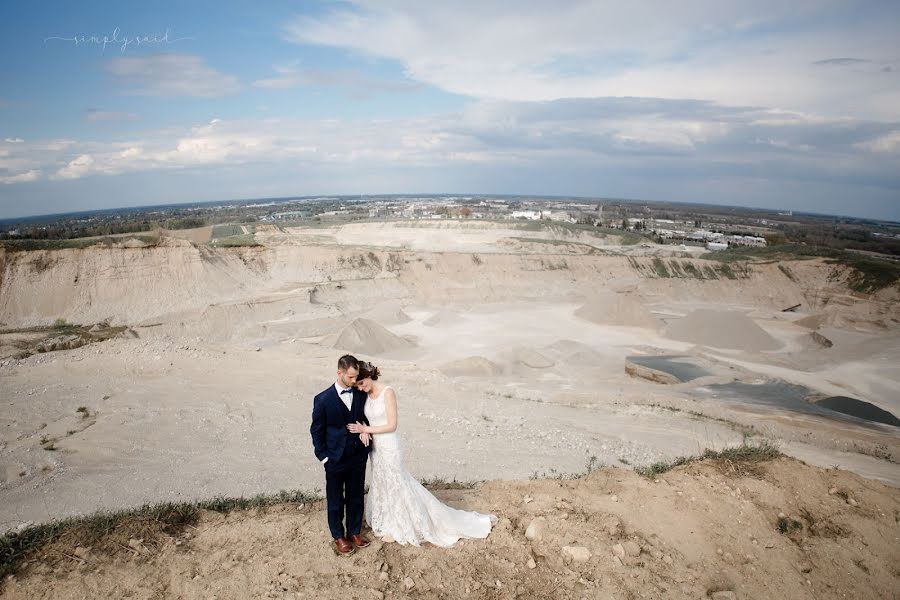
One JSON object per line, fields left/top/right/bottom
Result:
{"left": 310, "top": 385, "right": 372, "bottom": 466}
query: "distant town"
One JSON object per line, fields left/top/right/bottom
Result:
{"left": 1, "top": 195, "right": 898, "bottom": 257}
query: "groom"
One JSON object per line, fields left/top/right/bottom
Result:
{"left": 310, "top": 354, "right": 373, "bottom": 555}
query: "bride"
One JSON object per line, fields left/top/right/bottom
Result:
{"left": 347, "top": 361, "right": 496, "bottom": 547}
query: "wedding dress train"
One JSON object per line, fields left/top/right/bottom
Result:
{"left": 364, "top": 387, "right": 496, "bottom": 547}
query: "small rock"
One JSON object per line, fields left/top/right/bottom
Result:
{"left": 523, "top": 495, "right": 533, "bottom": 504}
{"left": 603, "top": 516, "right": 623, "bottom": 538}
{"left": 562, "top": 546, "right": 592, "bottom": 563}
{"left": 612, "top": 556, "right": 624, "bottom": 567}
{"left": 828, "top": 487, "right": 838, "bottom": 495}
{"left": 663, "top": 555, "right": 673, "bottom": 565}
{"left": 524, "top": 517, "right": 546, "bottom": 541}
{"left": 15, "top": 521, "right": 34, "bottom": 534}
{"left": 128, "top": 538, "right": 143, "bottom": 551}
{"left": 848, "top": 498, "right": 858, "bottom": 507}
{"left": 765, "top": 541, "right": 775, "bottom": 549}
{"left": 379, "top": 572, "right": 389, "bottom": 582}
{"left": 526, "top": 558, "right": 536, "bottom": 569}
{"left": 612, "top": 544, "right": 626, "bottom": 559}
{"left": 403, "top": 577, "right": 415, "bottom": 590}
{"left": 610, "top": 495, "right": 618, "bottom": 503}
{"left": 622, "top": 541, "right": 641, "bottom": 557}
{"left": 73, "top": 547, "right": 90, "bottom": 560}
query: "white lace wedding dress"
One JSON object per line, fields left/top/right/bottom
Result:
{"left": 364, "top": 386, "right": 496, "bottom": 547}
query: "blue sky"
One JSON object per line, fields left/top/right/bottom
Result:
{"left": 1, "top": 0, "right": 899, "bottom": 220}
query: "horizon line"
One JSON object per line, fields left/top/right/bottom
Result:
{"left": 1, "top": 193, "right": 897, "bottom": 226}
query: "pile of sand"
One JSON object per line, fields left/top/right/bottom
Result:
{"left": 424, "top": 309, "right": 466, "bottom": 327}
{"left": 575, "top": 295, "right": 661, "bottom": 330}
{"left": 511, "top": 347, "right": 556, "bottom": 368}
{"left": 665, "top": 309, "right": 782, "bottom": 351}
{"left": 544, "top": 339, "right": 606, "bottom": 364}
{"left": 438, "top": 356, "right": 503, "bottom": 377}
{"left": 331, "top": 318, "right": 415, "bottom": 356}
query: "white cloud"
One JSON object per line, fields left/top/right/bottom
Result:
{"left": 0, "top": 98, "right": 895, "bottom": 197}
{"left": 4, "top": 138, "right": 24, "bottom": 143}
{"left": 54, "top": 154, "right": 96, "bottom": 180}
{"left": 284, "top": 0, "right": 900, "bottom": 119}
{"left": 855, "top": 130, "right": 900, "bottom": 153}
{"left": 105, "top": 53, "right": 240, "bottom": 97}
{"left": 0, "top": 170, "right": 40, "bottom": 184}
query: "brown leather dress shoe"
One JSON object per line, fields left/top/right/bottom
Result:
{"left": 333, "top": 537, "right": 355, "bottom": 555}
{"left": 349, "top": 534, "right": 370, "bottom": 548}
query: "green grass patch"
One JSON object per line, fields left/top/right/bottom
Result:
{"left": 508, "top": 237, "right": 605, "bottom": 254}
{"left": 681, "top": 261, "right": 702, "bottom": 278}
{"left": 0, "top": 489, "right": 320, "bottom": 578}
{"left": 634, "top": 440, "right": 781, "bottom": 478}
{"left": 420, "top": 477, "right": 482, "bottom": 490}
{"left": 651, "top": 257, "right": 671, "bottom": 277}
{"left": 1, "top": 236, "right": 160, "bottom": 252}
{"left": 210, "top": 224, "right": 246, "bottom": 239}
{"left": 701, "top": 244, "right": 900, "bottom": 293}
{"left": 777, "top": 516, "right": 804, "bottom": 534}
{"left": 716, "top": 263, "right": 737, "bottom": 280}
{"left": 208, "top": 233, "right": 258, "bottom": 247}
{"left": 511, "top": 220, "right": 645, "bottom": 245}
{"left": 529, "top": 455, "right": 603, "bottom": 481}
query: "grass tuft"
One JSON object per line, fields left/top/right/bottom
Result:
{"left": 634, "top": 440, "right": 781, "bottom": 478}
{"left": 0, "top": 489, "right": 320, "bottom": 579}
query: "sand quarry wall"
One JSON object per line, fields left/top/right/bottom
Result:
{"left": 0, "top": 241, "right": 896, "bottom": 329}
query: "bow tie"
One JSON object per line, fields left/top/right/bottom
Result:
{"left": 340, "top": 388, "right": 353, "bottom": 395}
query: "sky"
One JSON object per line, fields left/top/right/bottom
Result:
{"left": 1, "top": 0, "right": 899, "bottom": 221}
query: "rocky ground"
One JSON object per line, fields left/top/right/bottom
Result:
{"left": 3, "top": 455, "right": 898, "bottom": 599}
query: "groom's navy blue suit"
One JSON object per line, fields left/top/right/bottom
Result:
{"left": 310, "top": 384, "right": 372, "bottom": 540}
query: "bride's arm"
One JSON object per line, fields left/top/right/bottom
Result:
{"left": 348, "top": 389, "right": 398, "bottom": 434}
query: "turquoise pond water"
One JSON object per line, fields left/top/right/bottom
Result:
{"left": 626, "top": 355, "right": 711, "bottom": 382}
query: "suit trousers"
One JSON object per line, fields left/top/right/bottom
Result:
{"left": 325, "top": 455, "right": 367, "bottom": 539}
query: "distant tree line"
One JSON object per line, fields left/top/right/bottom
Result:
{"left": 0, "top": 217, "right": 211, "bottom": 241}
{"left": 778, "top": 223, "right": 900, "bottom": 257}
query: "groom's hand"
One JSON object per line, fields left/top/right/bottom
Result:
{"left": 360, "top": 432, "right": 371, "bottom": 447}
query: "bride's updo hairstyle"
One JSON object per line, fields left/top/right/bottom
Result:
{"left": 358, "top": 361, "right": 381, "bottom": 381}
